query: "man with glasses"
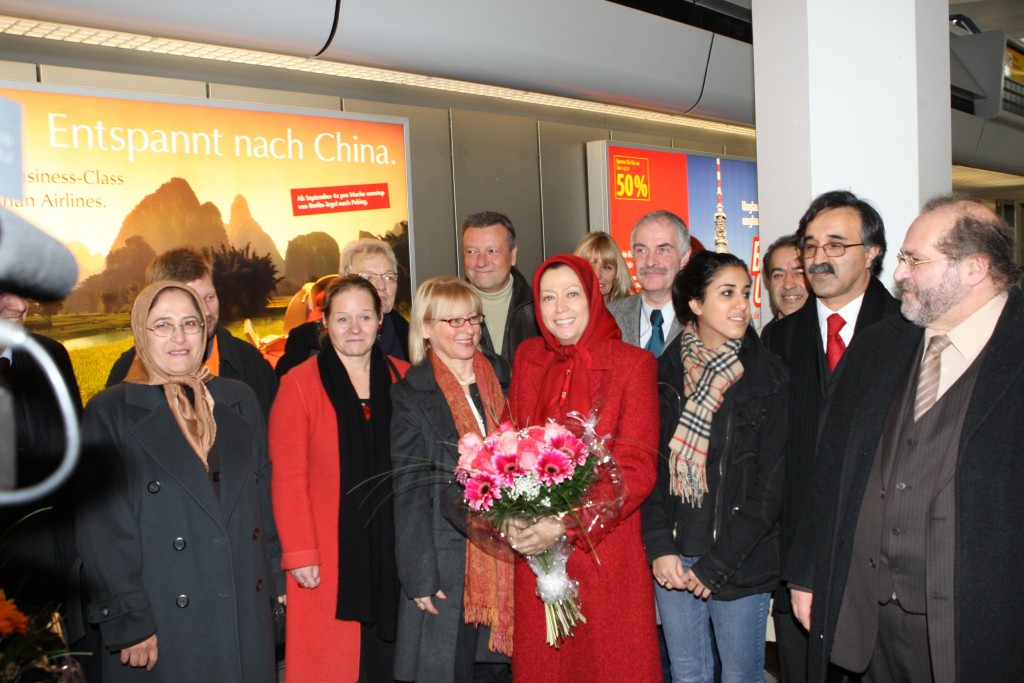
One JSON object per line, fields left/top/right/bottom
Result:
{"left": 107, "top": 247, "right": 278, "bottom": 417}
{"left": 461, "top": 211, "right": 538, "bottom": 364}
{"left": 608, "top": 210, "right": 691, "bottom": 357}
{"left": 276, "top": 238, "right": 410, "bottom": 376}
{"left": 788, "top": 195, "right": 1024, "bottom": 682}
{"left": 766, "top": 191, "right": 901, "bottom": 683}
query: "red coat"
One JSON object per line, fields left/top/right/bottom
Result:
{"left": 508, "top": 337, "right": 661, "bottom": 683}
{"left": 268, "top": 355, "right": 409, "bottom": 682}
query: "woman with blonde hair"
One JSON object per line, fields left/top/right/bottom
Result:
{"left": 573, "top": 231, "right": 636, "bottom": 304}
{"left": 391, "top": 276, "right": 513, "bottom": 682}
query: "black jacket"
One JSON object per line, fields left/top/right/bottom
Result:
{"left": 477, "top": 267, "right": 539, "bottom": 365}
{"left": 0, "top": 334, "right": 83, "bottom": 623}
{"left": 788, "top": 288, "right": 1024, "bottom": 682}
{"left": 106, "top": 324, "right": 278, "bottom": 419}
{"left": 390, "top": 353, "right": 510, "bottom": 680}
{"left": 642, "top": 327, "right": 789, "bottom": 600}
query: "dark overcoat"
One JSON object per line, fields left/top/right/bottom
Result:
{"left": 766, "top": 275, "right": 901, "bottom": 567}
{"left": 787, "top": 288, "right": 1024, "bottom": 682}
{"left": 390, "top": 354, "right": 511, "bottom": 682}
{"left": 76, "top": 377, "right": 285, "bottom": 683}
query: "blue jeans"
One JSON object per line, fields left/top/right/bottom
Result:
{"left": 655, "top": 555, "right": 769, "bottom": 683}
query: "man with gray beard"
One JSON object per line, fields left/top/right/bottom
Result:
{"left": 787, "top": 195, "right": 1024, "bottom": 682}
{"left": 765, "top": 190, "right": 901, "bottom": 682}
{"left": 608, "top": 210, "right": 691, "bottom": 357}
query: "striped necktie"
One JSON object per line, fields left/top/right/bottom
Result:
{"left": 913, "top": 334, "right": 952, "bottom": 421}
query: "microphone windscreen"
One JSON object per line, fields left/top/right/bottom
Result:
{"left": 0, "top": 207, "right": 78, "bottom": 302}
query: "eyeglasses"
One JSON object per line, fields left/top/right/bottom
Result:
{"left": 358, "top": 271, "right": 399, "bottom": 284}
{"left": 800, "top": 242, "right": 865, "bottom": 258}
{"left": 147, "top": 319, "right": 205, "bottom": 337}
{"left": 432, "top": 314, "right": 486, "bottom": 328}
{"left": 896, "top": 252, "right": 946, "bottom": 270}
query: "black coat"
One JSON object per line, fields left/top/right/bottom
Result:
{"left": 389, "top": 354, "right": 510, "bottom": 682}
{"left": 106, "top": 325, "right": 278, "bottom": 419}
{"left": 0, "top": 334, "right": 83, "bottom": 618}
{"left": 766, "top": 276, "right": 901, "bottom": 567}
{"left": 642, "top": 328, "right": 789, "bottom": 599}
{"left": 477, "top": 267, "right": 539, "bottom": 365}
{"left": 787, "top": 288, "right": 1024, "bottom": 682}
{"left": 76, "top": 378, "right": 284, "bottom": 682}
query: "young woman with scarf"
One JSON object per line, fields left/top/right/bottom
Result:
{"left": 269, "top": 275, "right": 409, "bottom": 682}
{"left": 505, "top": 254, "right": 661, "bottom": 683}
{"left": 76, "top": 281, "right": 284, "bottom": 682}
{"left": 641, "top": 251, "right": 789, "bottom": 683}
{"left": 390, "top": 276, "right": 513, "bottom": 682}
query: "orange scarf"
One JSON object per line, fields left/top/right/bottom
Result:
{"left": 430, "top": 349, "right": 514, "bottom": 655}
{"left": 124, "top": 281, "right": 217, "bottom": 469}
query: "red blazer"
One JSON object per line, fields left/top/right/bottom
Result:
{"left": 268, "top": 354, "right": 409, "bottom": 683}
{"left": 508, "top": 336, "right": 661, "bottom": 683}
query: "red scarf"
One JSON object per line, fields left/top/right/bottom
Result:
{"left": 532, "top": 254, "right": 621, "bottom": 421}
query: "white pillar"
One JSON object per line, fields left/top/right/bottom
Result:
{"left": 751, "top": 0, "right": 952, "bottom": 289}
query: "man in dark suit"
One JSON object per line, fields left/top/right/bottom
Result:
{"left": 0, "top": 291, "right": 100, "bottom": 679}
{"left": 608, "top": 210, "right": 691, "bottom": 357}
{"left": 766, "top": 191, "right": 901, "bottom": 683}
{"left": 106, "top": 248, "right": 278, "bottom": 418}
{"left": 788, "top": 195, "right": 1024, "bottom": 682}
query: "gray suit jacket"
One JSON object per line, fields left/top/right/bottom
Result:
{"left": 608, "top": 294, "right": 683, "bottom": 356}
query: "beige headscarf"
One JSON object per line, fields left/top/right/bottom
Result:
{"left": 124, "top": 281, "right": 217, "bottom": 468}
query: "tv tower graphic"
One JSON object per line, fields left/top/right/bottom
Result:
{"left": 713, "top": 158, "right": 729, "bottom": 253}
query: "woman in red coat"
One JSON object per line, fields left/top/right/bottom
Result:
{"left": 269, "top": 275, "right": 409, "bottom": 682}
{"left": 506, "top": 254, "right": 661, "bottom": 683}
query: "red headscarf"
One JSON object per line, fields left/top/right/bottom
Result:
{"left": 532, "top": 254, "right": 621, "bottom": 421}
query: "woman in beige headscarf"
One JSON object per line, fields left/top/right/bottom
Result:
{"left": 76, "top": 281, "right": 285, "bottom": 683}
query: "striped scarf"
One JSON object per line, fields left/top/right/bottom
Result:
{"left": 668, "top": 323, "right": 744, "bottom": 507}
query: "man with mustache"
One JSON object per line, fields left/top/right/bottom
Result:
{"left": 787, "top": 195, "right": 1024, "bottom": 682}
{"left": 608, "top": 210, "right": 691, "bottom": 357}
{"left": 766, "top": 191, "right": 900, "bottom": 682}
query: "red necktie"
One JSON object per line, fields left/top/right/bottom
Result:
{"left": 826, "top": 313, "right": 846, "bottom": 371}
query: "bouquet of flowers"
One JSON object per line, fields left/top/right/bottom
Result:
{"left": 454, "top": 412, "right": 625, "bottom": 647}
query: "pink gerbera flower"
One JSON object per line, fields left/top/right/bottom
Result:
{"left": 492, "top": 452, "right": 524, "bottom": 486}
{"left": 536, "top": 450, "right": 575, "bottom": 486}
{"left": 465, "top": 472, "right": 501, "bottom": 511}
{"left": 545, "top": 430, "right": 588, "bottom": 465}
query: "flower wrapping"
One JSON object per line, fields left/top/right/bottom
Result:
{"left": 451, "top": 411, "right": 626, "bottom": 647}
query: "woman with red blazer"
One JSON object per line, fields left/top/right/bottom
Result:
{"left": 269, "top": 275, "right": 409, "bottom": 682}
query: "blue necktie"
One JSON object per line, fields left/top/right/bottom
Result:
{"left": 646, "top": 309, "right": 665, "bottom": 356}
